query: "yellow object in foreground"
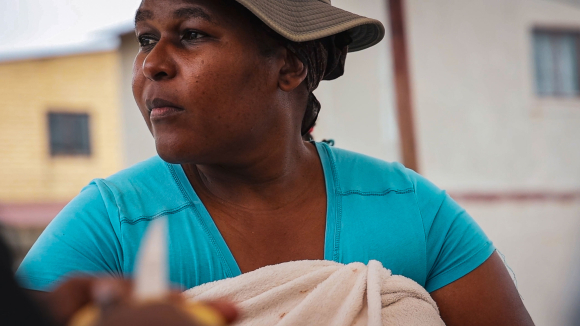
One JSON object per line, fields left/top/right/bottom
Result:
{"left": 184, "top": 301, "right": 227, "bottom": 326}
{"left": 68, "top": 305, "right": 99, "bottom": 326}
{"left": 68, "top": 301, "right": 226, "bottom": 326}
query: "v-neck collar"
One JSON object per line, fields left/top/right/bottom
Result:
{"left": 171, "top": 142, "right": 338, "bottom": 277}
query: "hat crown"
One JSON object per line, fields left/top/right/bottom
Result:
{"left": 233, "top": 0, "right": 384, "bottom": 52}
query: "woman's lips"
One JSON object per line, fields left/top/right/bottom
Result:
{"left": 150, "top": 106, "right": 183, "bottom": 120}
{"left": 146, "top": 98, "right": 185, "bottom": 121}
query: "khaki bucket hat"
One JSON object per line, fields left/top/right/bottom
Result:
{"left": 234, "top": 0, "right": 386, "bottom": 52}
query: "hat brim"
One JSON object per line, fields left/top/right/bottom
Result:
{"left": 234, "top": 0, "right": 386, "bottom": 52}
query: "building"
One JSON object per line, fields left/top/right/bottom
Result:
{"left": 0, "top": 51, "right": 125, "bottom": 262}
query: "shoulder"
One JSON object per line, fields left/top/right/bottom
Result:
{"left": 320, "top": 143, "right": 450, "bottom": 225}
{"left": 100, "top": 156, "right": 173, "bottom": 188}
{"left": 86, "top": 156, "right": 191, "bottom": 223}
{"left": 322, "top": 145, "right": 494, "bottom": 292}
{"left": 320, "top": 143, "right": 428, "bottom": 195}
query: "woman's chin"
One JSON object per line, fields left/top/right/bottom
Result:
{"left": 155, "top": 140, "right": 217, "bottom": 165}
{"left": 156, "top": 152, "right": 184, "bottom": 164}
{"left": 155, "top": 143, "right": 196, "bottom": 165}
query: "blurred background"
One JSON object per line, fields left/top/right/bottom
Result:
{"left": 1, "top": 0, "right": 579, "bottom": 325}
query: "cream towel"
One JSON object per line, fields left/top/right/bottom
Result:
{"left": 184, "top": 260, "right": 445, "bottom": 326}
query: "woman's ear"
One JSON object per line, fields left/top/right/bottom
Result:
{"left": 278, "top": 49, "right": 308, "bottom": 92}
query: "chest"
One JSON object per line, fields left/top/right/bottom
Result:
{"left": 122, "top": 192, "right": 427, "bottom": 291}
{"left": 203, "top": 194, "right": 327, "bottom": 274}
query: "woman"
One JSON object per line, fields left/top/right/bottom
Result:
{"left": 18, "top": 0, "right": 534, "bottom": 324}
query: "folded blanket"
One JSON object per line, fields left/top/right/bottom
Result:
{"left": 184, "top": 260, "right": 444, "bottom": 326}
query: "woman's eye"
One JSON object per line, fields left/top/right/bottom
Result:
{"left": 138, "top": 36, "right": 157, "bottom": 48}
{"left": 183, "top": 30, "right": 205, "bottom": 41}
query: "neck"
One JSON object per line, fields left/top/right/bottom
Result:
{"left": 182, "top": 138, "right": 321, "bottom": 211}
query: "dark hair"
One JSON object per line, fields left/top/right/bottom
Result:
{"left": 240, "top": 4, "right": 351, "bottom": 136}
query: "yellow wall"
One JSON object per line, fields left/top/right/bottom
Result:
{"left": 0, "top": 51, "right": 123, "bottom": 203}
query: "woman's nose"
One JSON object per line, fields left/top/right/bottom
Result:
{"left": 142, "top": 40, "right": 177, "bottom": 81}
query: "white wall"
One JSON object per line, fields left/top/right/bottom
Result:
{"left": 405, "top": 0, "right": 580, "bottom": 325}
{"left": 313, "top": 0, "right": 401, "bottom": 163}
{"left": 406, "top": 0, "right": 580, "bottom": 191}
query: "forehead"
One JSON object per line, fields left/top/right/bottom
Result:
{"left": 136, "top": 0, "right": 233, "bottom": 23}
{"left": 139, "top": 0, "right": 216, "bottom": 8}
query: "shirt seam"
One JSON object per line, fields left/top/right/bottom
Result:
{"left": 97, "top": 181, "right": 126, "bottom": 274}
{"left": 320, "top": 144, "right": 342, "bottom": 262}
{"left": 407, "top": 176, "right": 431, "bottom": 286}
{"left": 427, "top": 242, "right": 494, "bottom": 287}
{"left": 338, "top": 188, "right": 414, "bottom": 196}
{"left": 166, "top": 163, "right": 235, "bottom": 277}
{"left": 16, "top": 275, "right": 54, "bottom": 283}
{"left": 321, "top": 143, "right": 342, "bottom": 193}
{"left": 167, "top": 162, "right": 192, "bottom": 202}
{"left": 119, "top": 203, "right": 195, "bottom": 225}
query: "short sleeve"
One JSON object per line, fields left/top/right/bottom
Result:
{"left": 16, "top": 181, "right": 124, "bottom": 291}
{"left": 409, "top": 170, "right": 495, "bottom": 293}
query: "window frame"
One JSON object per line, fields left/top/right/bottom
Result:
{"left": 47, "top": 111, "right": 92, "bottom": 157}
{"left": 532, "top": 27, "right": 580, "bottom": 98}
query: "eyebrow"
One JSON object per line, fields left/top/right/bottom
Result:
{"left": 134, "top": 6, "right": 213, "bottom": 25}
{"left": 135, "top": 9, "right": 154, "bottom": 24}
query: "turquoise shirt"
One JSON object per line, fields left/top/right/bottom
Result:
{"left": 17, "top": 142, "right": 494, "bottom": 293}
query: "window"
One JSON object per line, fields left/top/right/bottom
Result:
{"left": 48, "top": 112, "right": 91, "bottom": 156}
{"left": 533, "top": 29, "right": 580, "bottom": 97}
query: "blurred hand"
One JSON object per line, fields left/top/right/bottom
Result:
{"left": 41, "top": 277, "right": 237, "bottom": 326}
{"left": 95, "top": 300, "right": 238, "bottom": 326}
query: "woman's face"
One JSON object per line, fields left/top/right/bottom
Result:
{"left": 133, "top": 0, "right": 288, "bottom": 164}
